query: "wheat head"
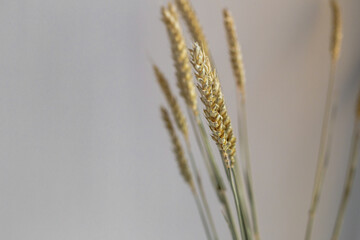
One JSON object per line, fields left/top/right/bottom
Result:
{"left": 190, "top": 42, "right": 236, "bottom": 168}
{"left": 223, "top": 9, "right": 246, "bottom": 94}
{"left": 161, "top": 107, "right": 194, "bottom": 189}
{"left": 161, "top": 4, "right": 198, "bottom": 116}
{"left": 154, "top": 65, "right": 188, "bottom": 139}
{"left": 175, "top": 0, "right": 210, "bottom": 58}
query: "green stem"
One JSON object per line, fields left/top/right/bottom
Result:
{"left": 236, "top": 92, "right": 260, "bottom": 240}
{"left": 187, "top": 109, "right": 239, "bottom": 240}
{"left": 331, "top": 120, "right": 360, "bottom": 240}
{"left": 305, "top": 60, "right": 337, "bottom": 240}
{"left": 191, "top": 187, "right": 213, "bottom": 240}
{"left": 185, "top": 138, "right": 219, "bottom": 240}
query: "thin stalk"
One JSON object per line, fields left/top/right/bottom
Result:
{"left": 220, "top": 189, "right": 240, "bottom": 240}
{"left": 187, "top": 108, "right": 239, "bottom": 240}
{"left": 236, "top": 91, "right": 260, "bottom": 240}
{"left": 220, "top": 153, "right": 252, "bottom": 240}
{"left": 305, "top": 61, "right": 337, "bottom": 240}
{"left": 229, "top": 170, "right": 248, "bottom": 240}
{"left": 331, "top": 120, "right": 360, "bottom": 240}
{"left": 185, "top": 138, "right": 219, "bottom": 240}
{"left": 231, "top": 159, "right": 253, "bottom": 240}
{"left": 191, "top": 187, "right": 213, "bottom": 240}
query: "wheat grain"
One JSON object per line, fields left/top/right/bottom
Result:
{"left": 154, "top": 65, "right": 188, "bottom": 138}
{"left": 161, "top": 4, "right": 198, "bottom": 116}
{"left": 223, "top": 9, "right": 246, "bottom": 94}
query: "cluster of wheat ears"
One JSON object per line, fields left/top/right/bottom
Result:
{"left": 152, "top": 0, "right": 360, "bottom": 239}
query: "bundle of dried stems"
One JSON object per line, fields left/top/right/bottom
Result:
{"left": 150, "top": 1, "right": 358, "bottom": 240}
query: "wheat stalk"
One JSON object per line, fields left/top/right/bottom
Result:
{"left": 190, "top": 42, "right": 253, "bottom": 240}
{"left": 161, "top": 106, "right": 213, "bottom": 240}
{"left": 162, "top": 4, "right": 198, "bottom": 117}
{"left": 161, "top": 6, "right": 241, "bottom": 239}
{"left": 330, "top": 92, "right": 360, "bottom": 240}
{"left": 305, "top": 1, "right": 343, "bottom": 239}
{"left": 223, "top": 9, "right": 260, "bottom": 240}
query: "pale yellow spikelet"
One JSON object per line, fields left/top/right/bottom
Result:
{"left": 223, "top": 9, "right": 246, "bottom": 94}
{"left": 330, "top": 0, "right": 342, "bottom": 61}
{"left": 161, "top": 107, "right": 194, "bottom": 189}
{"left": 190, "top": 42, "right": 236, "bottom": 168}
{"left": 161, "top": 4, "right": 198, "bottom": 116}
{"left": 175, "top": 0, "right": 210, "bottom": 57}
{"left": 153, "top": 65, "right": 188, "bottom": 138}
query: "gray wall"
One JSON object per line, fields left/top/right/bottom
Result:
{"left": 0, "top": 0, "right": 359, "bottom": 239}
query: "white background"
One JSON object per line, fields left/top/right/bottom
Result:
{"left": 0, "top": 0, "right": 359, "bottom": 239}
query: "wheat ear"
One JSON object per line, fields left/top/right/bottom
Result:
{"left": 305, "top": 1, "right": 343, "bottom": 240}
{"left": 161, "top": 106, "right": 194, "bottom": 188}
{"left": 161, "top": 4, "right": 198, "bottom": 116}
{"left": 190, "top": 42, "right": 253, "bottom": 240}
{"left": 161, "top": 106, "right": 213, "bottom": 240}
{"left": 330, "top": 92, "right": 360, "bottom": 240}
{"left": 223, "top": 9, "right": 245, "bottom": 94}
{"left": 154, "top": 65, "right": 188, "bottom": 139}
{"left": 174, "top": 0, "right": 210, "bottom": 58}
{"left": 190, "top": 42, "right": 236, "bottom": 168}
{"left": 223, "top": 9, "right": 260, "bottom": 240}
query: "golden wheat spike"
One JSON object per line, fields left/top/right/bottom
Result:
{"left": 330, "top": 0, "right": 342, "bottom": 61}
{"left": 223, "top": 9, "right": 246, "bottom": 94}
{"left": 161, "top": 107, "right": 194, "bottom": 189}
{"left": 175, "top": 0, "right": 210, "bottom": 57}
{"left": 154, "top": 65, "right": 189, "bottom": 138}
{"left": 161, "top": 4, "right": 198, "bottom": 116}
{"left": 190, "top": 42, "right": 236, "bottom": 168}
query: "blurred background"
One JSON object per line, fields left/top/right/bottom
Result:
{"left": 1, "top": 0, "right": 360, "bottom": 239}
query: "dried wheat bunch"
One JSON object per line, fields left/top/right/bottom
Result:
{"left": 175, "top": 0, "right": 210, "bottom": 58}
{"left": 161, "top": 107, "right": 194, "bottom": 189}
{"left": 330, "top": 0, "right": 342, "bottom": 61}
{"left": 154, "top": 65, "right": 188, "bottom": 138}
{"left": 161, "top": 4, "right": 198, "bottom": 116}
{"left": 190, "top": 42, "right": 236, "bottom": 168}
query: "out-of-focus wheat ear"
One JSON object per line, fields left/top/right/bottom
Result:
{"left": 175, "top": 0, "right": 210, "bottom": 57}
{"left": 223, "top": 9, "right": 246, "bottom": 94}
{"left": 161, "top": 107, "right": 194, "bottom": 190}
{"left": 161, "top": 4, "right": 198, "bottom": 116}
{"left": 330, "top": 0, "right": 342, "bottom": 62}
{"left": 154, "top": 65, "right": 188, "bottom": 139}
